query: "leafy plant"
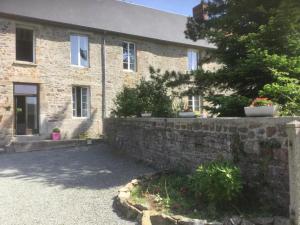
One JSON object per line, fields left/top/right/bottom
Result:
{"left": 260, "top": 76, "right": 300, "bottom": 115}
{"left": 52, "top": 128, "right": 60, "bottom": 133}
{"left": 112, "top": 87, "right": 141, "bottom": 117}
{"left": 251, "top": 98, "right": 273, "bottom": 107}
{"left": 204, "top": 95, "right": 251, "bottom": 117}
{"left": 113, "top": 67, "right": 174, "bottom": 118}
{"left": 190, "top": 161, "right": 242, "bottom": 208}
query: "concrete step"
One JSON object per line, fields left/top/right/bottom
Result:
{"left": 7, "top": 139, "right": 104, "bottom": 153}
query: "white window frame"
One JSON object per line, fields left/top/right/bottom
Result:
{"left": 187, "top": 49, "right": 200, "bottom": 71}
{"left": 123, "top": 41, "right": 136, "bottom": 72}
{"left": 15, "top": 26, "right": 36, "bottom": 63}
{"left": 188, "top": 96, "right": 203, "bottom": 112}
{"left": 72, "top": 86, "right": 90, "bottom": 118}
{"left": 70, "top": 35, "right": 89, "bottom": 68}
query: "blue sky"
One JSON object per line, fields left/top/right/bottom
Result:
{"left": 124, "top": 0, "right": 200, "bottom": 16}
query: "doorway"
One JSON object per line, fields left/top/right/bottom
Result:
{"left": 14, "top": 84, "right": 39, "bottom": 135}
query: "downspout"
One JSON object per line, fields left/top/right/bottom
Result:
{"left": 101, "top": 32, "right": 107, "bottom": 119}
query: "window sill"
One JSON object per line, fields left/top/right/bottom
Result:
{"left": 72, "top": 117, "right": 90, "bottom": 120}
{"left": 123, "top": 69, "right": 136, "bottom": 73}
{"left": 70, "top": 65, "right": 89, "bottom": 69}
{"left": 13, "top": 60, "right": 37, "bottom": 67}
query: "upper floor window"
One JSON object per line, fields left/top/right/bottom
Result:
{"left": 188, "top": 96, "right": 202, "bottom": 112}
{"left": 123, "top": 42, "right": 136, "bottom": 71}
{"left": 16, "top": 28, "right": 34, "bottom": 62}
{"left": 72, "top": 86, "right": 90, "bottom": 118}
{"left": 71, "top": 35, "right": 89, "bottom": 67}
{"left": 188, "top": 49, "right": 200, "bottom": 71}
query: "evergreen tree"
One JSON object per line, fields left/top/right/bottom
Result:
{"left": 185, "top": 0, "right": 300, "bottom": 116}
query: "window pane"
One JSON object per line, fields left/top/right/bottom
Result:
{"left": 72, "top": 87, "right": 76, "bottom": 117}
{"left": 71, "top": 35, "right": 79, "bottom": 65}
{"left": 129, "top": 43, "right": 135, "bottom": 71}
{"left": 16, "top": 28, "right": 34, "bottom": 62}
{"left": 188, "top": 50, "right": 198, "bottom": 71}
{"left": 81, "top": 88, "right": 88, "bottom": 117}
{"left": 14, "top": 84, "right": 37, "bottom": 95}
{"left": 80, "top": 36, "right": 88, "bottom": 67}
{"left": 76, "top": 87, "right": 81, "bottom": 117}
{"left": 73, "top": 87, "right": 89, "bottom": 118}
{"left": 123, "top": 42, "right": 128, "bottom": 69}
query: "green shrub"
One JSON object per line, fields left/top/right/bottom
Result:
{"left": 113, "top": 67, "right": 173, "bottom": 117}
{"left": 190, "top": 161, "right": 242, "bottom": 208}
{"left": 204, "top": 95, "right": 251, "bottom": 117}
{"left": 52, "top": 128, "right": 60, "bottom": 133}
{"left": 112, "top": 87, "right": 141, "bottom": 117}
{"left": 260, "top": 76, "right": 300, "bottom": 116}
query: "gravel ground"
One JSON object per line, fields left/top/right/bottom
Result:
{"left": 0, "top": 144, "right": 152, "bottom": 225}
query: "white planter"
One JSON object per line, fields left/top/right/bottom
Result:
{"left": 179, "top": 112, "right": 196, "bottom": 118}
{"left": 244, "top": 106, "right": 278, "bottom": 117}
{"left": 141, "top": 113, "right": 152, "bottom": 118}
{"left": 87, "top": 139, "right": 92, "bottom": 145}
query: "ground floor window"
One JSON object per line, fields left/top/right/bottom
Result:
{"left": 72, "top": 86, "right": 90, "bottom": 118}
{"left": 188, "top": 96, "right": 202, "bottom": 112}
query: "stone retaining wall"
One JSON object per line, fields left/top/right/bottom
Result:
{"left": 104, "top": 117, "right": 300, "bottom": 214}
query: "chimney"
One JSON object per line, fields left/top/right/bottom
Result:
{"left": 193, "top": 2, "right": 209, "bottom": 20}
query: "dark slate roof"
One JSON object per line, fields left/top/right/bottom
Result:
{"left": 0, "top": 0, "right": 214, "bottom": 48}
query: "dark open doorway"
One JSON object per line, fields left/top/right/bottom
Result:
{"left": 14, "top": 84, "right": 39, "bottom": 135}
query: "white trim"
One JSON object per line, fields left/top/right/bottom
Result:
{"left": 122, "top": 41, "right": 136, "bottom": 72}
{"left": 72, "top": 86, "right": 90, "bottom": 119}
{"left": 70, "top": 34, "right": 89, "bottom": 68}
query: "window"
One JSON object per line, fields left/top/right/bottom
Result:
{"left": 123, "top": 42, "right": 136, "bottom": 71}
{"left": 16, "top": 28, "right": 34, "bottom": 62}
{"left": 70, "top": 35, "right": 89, "bottom": 67}
{"left": 188, "top": 49, "right": 200, "bottom": 71}
{"left": 72, "top": 87, "right": 90, "bottom": 118}
{"left": 188, "top": 96, "right": 202, "bottom": 112}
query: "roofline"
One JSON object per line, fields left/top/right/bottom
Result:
{"left": 116, "top": 0, "right": 189, "bottom": 17}
{"left": 0, "top": 12, "right": 215, "bottom": 50}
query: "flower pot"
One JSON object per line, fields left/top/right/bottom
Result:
{"left": 244, "top": 106, "right": 278, "bottom": 117}
{"left": 179, "top": 112, "right": 196, "bottom": 118}
{"left": 87, "top": 139, "right": 92, "bottom": 145}
{"left": 52, "top": 132, "right": 61, "bottom": 141}
{"left": 141, "top": 113, "right": 152, "bottom": 118}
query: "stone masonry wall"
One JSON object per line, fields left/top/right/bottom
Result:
{"left": 104, "top": 117, "right": 300, "bottom": 214}
{"left": 0, "top": 18, "right": 104, "bottom": 144}
{"left": 0, "top": 16, "right": 206, "bottom": 146}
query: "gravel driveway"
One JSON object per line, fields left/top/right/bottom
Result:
{"left": 0, "top": 144, "right": 152, "bottom": 225}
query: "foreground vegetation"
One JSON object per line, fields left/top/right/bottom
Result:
{"left": 130, "top": 161, "right": 274, "bottom": 221}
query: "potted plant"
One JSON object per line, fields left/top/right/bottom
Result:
{"left": 244, "top": 97, "right": 278, "bottom": 117}
{"left": 52, "top": 128, "right": 61, "bottom": 141}
{"left": 179, "top": 106, "right": 196, "bottom": 118}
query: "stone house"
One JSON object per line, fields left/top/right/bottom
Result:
{"left": 0, "top": 0, "right": 215, "bottom": 146}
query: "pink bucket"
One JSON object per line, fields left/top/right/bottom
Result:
{"left": 52, "top": 132, "right": 61, "bottom": 141}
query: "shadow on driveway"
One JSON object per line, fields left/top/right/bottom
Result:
{"left": 0, "top": 143, "right": 152, "bottom": 190}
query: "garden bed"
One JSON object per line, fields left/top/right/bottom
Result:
{"left": 114, "top": 171, "right": 289, "bottom": 225}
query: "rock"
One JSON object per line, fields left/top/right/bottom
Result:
{"left": 241, "top": 219, "right": 255, "bottom": 225}
{"left": 273, "top": 216, "right": 290, "bottom": 225}
{"left": 205, "top": 221, "right": 223, "bottom": 225}
{"left": 150, "top": 214, "right": 177, "bottom": 225}
{"left": 142, "top": 210, "right": 153, "bottom": 225}
{"left": 175, "top": 215, "right": 207, "bottom": 225}
{"left": 250, "top": 217, "right": 273, "bottom": 225}
{"left": 223, "top": 216, "right": 242, "bottom": 225}
{"left": 132, "top": 202, "right": 149, "bottom": 211}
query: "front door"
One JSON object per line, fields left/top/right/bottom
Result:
{"left": 14, "top": 84, "right": 39, "bottom": 135}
